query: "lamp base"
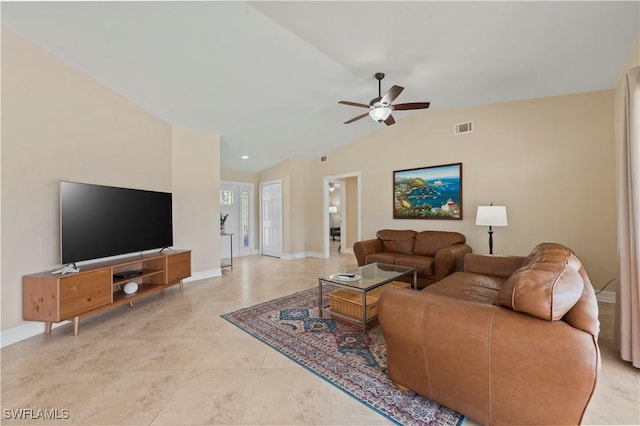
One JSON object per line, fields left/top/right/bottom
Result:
{"left": 488, "top": 227, "right": 494, "bottom": 255}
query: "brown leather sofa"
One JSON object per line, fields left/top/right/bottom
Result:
{"left": 378, "top": 243, "right": 600, "bottom": 426}
{"left": 353, "top": 229, "right": 471, "bottom": 288}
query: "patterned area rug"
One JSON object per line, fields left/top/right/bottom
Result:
{"left": 221, "top": 286, "right": 464, "bottom": 426}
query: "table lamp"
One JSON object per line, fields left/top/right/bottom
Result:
{"left": 475, "top": 204, "right": 508, "bottom": 254}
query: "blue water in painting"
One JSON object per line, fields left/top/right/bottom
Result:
{"left": 405, "top": 178, "right": 460, "bottom": 208}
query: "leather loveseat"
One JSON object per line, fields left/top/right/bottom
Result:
{"left": 353, "top": 229, "right": 471, "bottom": 288}
{"left": 378, "top": 243, "right": 600, "bottom": 425}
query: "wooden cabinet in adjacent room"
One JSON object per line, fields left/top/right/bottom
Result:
{"left": 23, "top": 250, "right": 191, "bottom": 336}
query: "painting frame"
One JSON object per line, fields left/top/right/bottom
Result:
{"left": 393, "top": 162, "right": 463, "bottom": 220}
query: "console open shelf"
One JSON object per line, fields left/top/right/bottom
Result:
{"left": 23, "top": 250, "right": 191, "bottom": 336}
{"left": 112, "top": 269, "right": 164, "bottom": 288}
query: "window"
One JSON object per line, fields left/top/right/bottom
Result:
{"left": 242, "top": 191, "right": 249, "bottom": 247}
{"left": 220, "top": 190, "right": 234, "bottom": 205}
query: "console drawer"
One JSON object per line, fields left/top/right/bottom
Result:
{"left": 60, "top": 269, "right": 111, "bottom": 319}
{"left": 167, "top": 251, "right": 191, "bottom": 284}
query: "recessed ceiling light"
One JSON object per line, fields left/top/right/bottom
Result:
{"left": 241, "top": 155, "right": 249, "bottom": 159}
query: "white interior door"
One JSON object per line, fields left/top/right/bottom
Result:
{"left": 261, "top": 180, "right": 282, "bottom": 257}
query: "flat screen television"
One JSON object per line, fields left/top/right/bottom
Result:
{"left": 60, "top": 181, "right": 173, "bottom": 264}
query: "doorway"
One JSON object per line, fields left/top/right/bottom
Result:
{"left": 323, "top": 173, "right": 361, "bottom": 258}
{"left": 327, "top": 180, "right": 344, "bottom": 255}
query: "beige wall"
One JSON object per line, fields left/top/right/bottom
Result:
{"left": 1, "top": 27, "right": 220, "bottom": 331}
{"left": 221, "top": 169, "right": 258, "bottom": 184}
{"left": 172, "top": 126, "right": 220, "bottom": 273}
{"left": 303, "top": 90, "right": 617, "bottom": 290}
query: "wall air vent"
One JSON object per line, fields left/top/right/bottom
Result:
{"left": 455, "top": 121, "right": 473, "bottom": 135}
{"left": 320, "top": 155, "right": 328, "bottom": 163}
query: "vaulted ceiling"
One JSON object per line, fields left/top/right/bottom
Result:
{"left": 2, "top": 1, "right": 638, "bottom": 173}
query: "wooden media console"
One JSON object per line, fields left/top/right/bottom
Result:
{"left": 23, "top": 250, "right": 191, "bottom": 336}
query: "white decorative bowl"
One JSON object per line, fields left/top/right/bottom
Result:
{"left": 123, "top": 281, "right": 138, "bottom": 295}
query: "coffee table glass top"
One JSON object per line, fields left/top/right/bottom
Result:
{"left": 320, "top": 262, "right": 415, "bottom": 290}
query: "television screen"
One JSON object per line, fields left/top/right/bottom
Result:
{"left": 60, "top": 181, "right": 173, "bottom": 264}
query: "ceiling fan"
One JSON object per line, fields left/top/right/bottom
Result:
{"left": 339, "top": 72, "right": 430, "bottom": 126}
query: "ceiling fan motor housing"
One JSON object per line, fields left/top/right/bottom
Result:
{"left": 369, "top": 97, "right": 384, "bottom": 107}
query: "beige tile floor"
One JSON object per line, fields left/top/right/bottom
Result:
{"left": 2, "top": 243, "right": 639, "bottom": 425}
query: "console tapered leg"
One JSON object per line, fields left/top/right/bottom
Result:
{"left": 393, "top": 382, "right": 411, "bottom": 392}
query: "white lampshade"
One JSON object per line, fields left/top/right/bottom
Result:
{"left": 369, "top": 106, "right": 392, "bottom": 122}
{"left": 475, "top": 206, "right": 508, "bottom": 226}
{"left": 328, "top": 206, "right": 338, "bottom": 214}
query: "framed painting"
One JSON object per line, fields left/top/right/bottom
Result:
{"left": 393, "top": 163, "right": 463, "bottom": 219}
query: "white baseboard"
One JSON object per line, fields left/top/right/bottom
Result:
{"left": 185, "top": 269, "right": 220, "bottom": 282}
{"left": 280, "top": 251, "right": 352, "bottom": 259}
{"left": 341, "top": 247, "right": 354, "bottom": 255}
{"left": 1, "top": 268, "right": 221, "bottom": 348}
{"left": 305, "top": 251, "right": 326, "bottom": 259}
{"left": 1, "top": 320, "right": 71, "bottom": 348}
{"left": 596, "top": 290, "right": 616, "bottom": 304}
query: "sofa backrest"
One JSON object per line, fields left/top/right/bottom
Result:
{"left": 376, "top": 229, "right": 416, "bottom": 254}
{"left": 494, "top": 243, "right": 599, "bottom": 336}
{"left": 413, "top": 231, "right": 467, "bottom": 256}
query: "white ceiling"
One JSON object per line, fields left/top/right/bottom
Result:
{"left": 2, "top": 1, "right": 639, "bottom": 173}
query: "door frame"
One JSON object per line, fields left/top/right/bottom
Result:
{"left": 259, "top": 179, "right": 283, "bottom": 257}
{"left": 323, "top": 172, "right": 361, "bottom": 258}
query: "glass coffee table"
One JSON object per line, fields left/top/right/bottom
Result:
{"left": 318, "top": 262, "right": 417, "bottom": 331}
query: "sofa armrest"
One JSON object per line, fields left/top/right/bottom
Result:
{"left": 353, "top": 238, "right": 383, "bottom": 266}
{"left": 378, "top": 287, "right": 600, "bottom": 426}
{"left": 378, "top": 287, "right": 496, "bottom": 423}
{"left": 463, "top": 253, "right": 525, "bottom": 278}
{"left": 433, "top": 243, "right": 472, "bottom": 281}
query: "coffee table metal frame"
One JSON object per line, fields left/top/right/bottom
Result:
{"left": 318, "top": 262, "right": 417, "bottom": 332}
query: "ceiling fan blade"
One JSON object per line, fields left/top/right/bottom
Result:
{"left": 392, "top": 102, "right": 431, "bottom": 110}
{"left": 339, "top": 100, "right": 370, "bottom": 108}
{"left": 384, "top": 114, "right": 396, "bottom": 126}
{"left": 344, "top": 112, "right": 369, "bottom": 124}
{"left": 381, "top": 85, "right": 404, "bottom": 105}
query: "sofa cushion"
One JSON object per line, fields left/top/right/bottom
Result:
{"left": 413, "top": 231, "right": 466, "bottom": 257}
{"left": 395, "top": 255, "right": 435, "bottom": 277}
{"left": 366, "top": 252, "right": 407, "bottom": 265}
{"left": 494, "top": 244, "right": 584, "bottom": 321}
{"left": 376, "top": 229, "right": 416, "bottom": 254}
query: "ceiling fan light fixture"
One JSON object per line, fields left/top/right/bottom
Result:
{"left": 369, "top": 106, "right": 392, "bottom": 122}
